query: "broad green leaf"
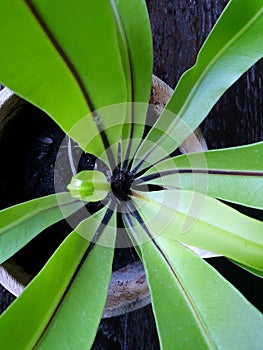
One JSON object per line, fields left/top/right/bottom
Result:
{"left": 133, "top": 0, "right": 263, "bottom": 171}
{"left": 140, "top": 141, "right": 263, "bottom": 209}
{"left": 112, "top": 0, "right": 153, "bottom": 163}
{"left": 138, "top": 231, "right": 263, "bottom": 349}
{"left": 0, "top": 206, "right": 116, "bottom": 350}
{"left": 131, "top": 189, "right": 263, "bottom": 276}
{"left": 0, "top": 193, "right": 84, "bottom": 264}
{"left": 0, "top": 1, "right": 128, "bottom": 167}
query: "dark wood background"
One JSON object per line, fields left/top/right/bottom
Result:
{"left": 1, "top": 1, "right": 263, "bottom": 349}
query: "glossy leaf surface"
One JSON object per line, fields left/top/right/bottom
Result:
{"left": 112, "top": 0, "right": 153, "bottom": 161}
{"left": 133, "top": 0, "right": 263, "bottom": 170}
{"left": 0, "top": 1, "right": 128, "bottom": 166}
{"left": 67, "top": 170, "right": 110, "bottom": 202}
{"left": 132, "top": 189, "right": 263, "bottom": 276}
{"left": 230, "top": 259, "right": 263, "bottom": 278}
{"left": 139, "top": 233, "right": 263, "bottom": 349}
{"left": 0, "top": 193, "right": 83, "bottom": 264}
{"left": 0, "top": 206, "right": 116, "bottom": 350}
{"left": 141, "top": 141, "right": 263, "bottom": 209}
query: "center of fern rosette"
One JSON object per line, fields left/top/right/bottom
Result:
{"left": 111, "top": 167, "right": 134, "bottom": 202}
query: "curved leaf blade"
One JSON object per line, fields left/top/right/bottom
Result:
{"left": 230, "top": 259, "right": 263, "bottom": 278}
{"left": 139, "top": 232, "right": 263, "bottom": 349}
{"left": 0, "top": 1, "right": 128, "bottom": 165}
{"left": 142, "top": 241, "right": 212, "bottom": 348}
{"left": 141, "top": 141, "right": 263, "bottom": 209}
{"left": 0, "top": 2, "right": 91, "bottom": 144}
{"left": 31, "top": 0, "right": 127, "bottom": 109}
{"left": 0, "top": 193, "right": 84, "bottom": 264}
{"left": 0, "top": 206, "right": 116, "bottom": 350}
{"left": 132, "top": 189, "right": 263, "bottom": 276}
{"left": 133, "top": 0, "right": 263, "bottom": 170}
{"left": 112, "top": 0, "right": 153, "bottom": 162}
{"left": 32, "top": 0, "right": 128, "bottom": 165}
{"left": 114, "top": 0, "right": 152, "bottom": 107}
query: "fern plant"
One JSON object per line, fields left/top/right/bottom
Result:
{"left": 0, "top": 0, "right": 263, "bottom": 349}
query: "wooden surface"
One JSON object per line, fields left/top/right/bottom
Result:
{"left": 1, "top": 1, "right": 263, "bottom": 349}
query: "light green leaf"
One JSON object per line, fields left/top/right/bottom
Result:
{"left": 0, "top": 193, "right": 84, "bottom": 264}
{"left": 0, "top": 206, "right": 116, "bottom": 350}
{"left": 0, "top": 1, "right": 128, "bottom": 167}
{"left": 133, "top": 0, "right": 263, "bottom": 170}
{"left": 139, "top": 232, "right": 263, "bottom": 349}
{"left": 140, "top": 141, "right": 263, "bottom": 209}
{"left": 114, "top": 0, "right": 152, "bottom": 107}
{"left": 112, "top": 0, "right": 153, "bottom": 162}
{"left": 122, "top": 212, "right": 143, "bottom": 260}
{"left": 67, "top": 170, "right": 111, "bottom": 202}
{"left": 131, "top": 189, "right": 263, "bottom": 276}
{"left": 229, "top": 259, "right": 263, "bottom": 278}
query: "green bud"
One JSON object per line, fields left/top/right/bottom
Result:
{"left": 67, "top": 170, "right": 110, "bottom": 202}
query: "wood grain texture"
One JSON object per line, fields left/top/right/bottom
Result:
{"left": 148, "top": 0, "right": 263, "bottom": 150}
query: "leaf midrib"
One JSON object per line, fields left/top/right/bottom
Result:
{"left": 140, "top": 169, "right": 263, "bottom": 184}
{"left": 25, "top": 0, "right": 119, "bottom": 170}
{"left": 33, "top": 202, "right": 115, "bottom": 348}
{"left": 149, "top": 236, "right": 217, "bottom": 349}
{"left": 165, "top": 6, "right": 263, "bottom": 131}
{"left": 127, "top": 201, "right": 216, "bottom": 349}
{"left": 33, "top": 236, "right": 92, "bottom": 348}
{"left": 136, "top": 192, "right": 263, "bottom": 249}
{"left": 24, "top": 0, "right": 95, "bottom": 113}
{"left": 0, "top": 198, "right": 79, "bottom": 235}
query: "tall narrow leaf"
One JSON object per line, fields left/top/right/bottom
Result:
{"left": 0, "top": 193, "right": 84, "bottom": 264}
{"left": 139, "top": 232, "right": 263, "bottom": 349}
{"left": 112, "top": 0, "right": 153, "bottom": 164}
{"left": 140, "top": 141, "right": 263, "bottom": 209}
{"left": 132, "top": 190, "right": 263, "bottom": 276}
{"left": 0, "top": 1, "right": 128, "bottom": 167}
{"left": 0, "top": 206, "right": 116, "bottom": 350}
{"left": 133, "top": 0, "right": 263, "bottom": 170}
